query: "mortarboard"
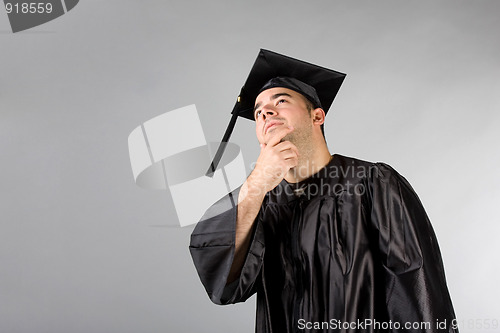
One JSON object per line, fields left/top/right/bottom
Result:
{"left": 206, "top": 49, "right": 346, "bottom": 176}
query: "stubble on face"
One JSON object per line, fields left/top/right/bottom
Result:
{"left": 282, "top": 93, "right": 313, "bottom": 143}
{"left": 284, "top": 113, "right": 314, "bottom": 166}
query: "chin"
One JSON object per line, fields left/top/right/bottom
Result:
{"left": 282, "top": 133, "right": 295, "bottom": 143}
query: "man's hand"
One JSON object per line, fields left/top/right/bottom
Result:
{"left": 227, "top": 126, "right": 298, "bottom": 284}
{"left": 249, "top": 126, "right": 299, "bottom": 195}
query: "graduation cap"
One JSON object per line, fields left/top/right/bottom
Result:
{"left": 206, "top": 49, "right": 346, "bottom": 177}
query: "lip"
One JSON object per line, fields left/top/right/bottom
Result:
{"left": 264, "top": 121, "right": 284, "bottom": 134}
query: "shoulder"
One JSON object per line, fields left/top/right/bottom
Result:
{"left": 332, "top": 154, "right": 401, "bottom": 181}
{"left": 331, "top": 154, "right": 418, "bottom": 197}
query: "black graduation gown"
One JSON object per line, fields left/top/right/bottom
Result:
{"left": 189, "top": 154, "right": 458, "bottom": 332}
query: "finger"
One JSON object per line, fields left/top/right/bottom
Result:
{"left": 282, "top": 147, "right": 299, "bottom": 162}
{"left": 275, "top": 140, "right": 297, "bottom": 151}
{"left": 276, "top": 141, "right": 299, "bottom": 157}
{"left": 284, "top": 155, "right": 299, "bottom": 170}
{"left": 280, "top": 149, "right": 299, "bottom": 161}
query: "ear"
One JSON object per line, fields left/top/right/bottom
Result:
{"left": 311, "top": 108, "right": 326, "bottom": 126}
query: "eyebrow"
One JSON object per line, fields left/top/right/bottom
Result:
{"left": 253, "top": 92, "right": 293, "bottom": 115}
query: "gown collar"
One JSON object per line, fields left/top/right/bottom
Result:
{"left": 271, "top": 154, "right": 341, "bottom": 203}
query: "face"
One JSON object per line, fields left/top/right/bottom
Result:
{"left": 253, "top": 87, "right": 313, "bottom": 145}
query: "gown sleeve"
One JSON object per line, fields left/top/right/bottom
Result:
{"left": 189, "top": 187, "right": 266, "bottom": 305}
{"left": 368, "top": 163, "right": 458, "bottom": 332}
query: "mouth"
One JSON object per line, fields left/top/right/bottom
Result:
{"left": 264, "top": 121, "right": 284, "bottom": 134}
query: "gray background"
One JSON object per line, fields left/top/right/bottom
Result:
{"left": 1, "top": 1, "right": 499, "bottom": 332}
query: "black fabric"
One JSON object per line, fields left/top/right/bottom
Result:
{"left": 190, "top": 154, "right": 458, "bottom": 333}
{"left": 233, "top": 49, "right": 346, "bottom": 121}
{"left": 258, "top": 77, "right": 322, "bottom": 110}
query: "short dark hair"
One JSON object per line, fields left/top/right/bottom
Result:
{"left": 303, "top": 96, "right": 325, "bottom": 137}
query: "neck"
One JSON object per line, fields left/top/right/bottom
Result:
{"left": 285, "top": 141, "right": 331, "bottom": 183}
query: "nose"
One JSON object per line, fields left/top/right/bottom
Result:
{"left": 261, "top": 107, "right": 276, "bottom": 120}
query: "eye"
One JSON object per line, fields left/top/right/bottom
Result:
{"left": 255, "top": 110, "right": 262, "bottom": 119}
{"left": 277, "top": 99, "right": 287, "bottom": 105}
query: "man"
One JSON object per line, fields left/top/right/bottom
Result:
{"left": 190, "top": 49, "right": 457, "bottom": 332}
